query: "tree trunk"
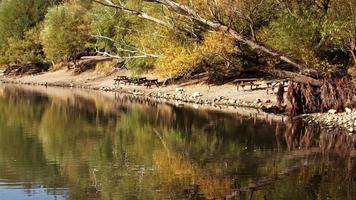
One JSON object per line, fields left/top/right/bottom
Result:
{"left": 262, "top": 69, "right": 323, "bottom": 86}
{"left": 350, "top": 40, "right": 356, "bottom": 64}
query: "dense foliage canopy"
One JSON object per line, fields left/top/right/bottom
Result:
{"left": 0, "top": 0, "right": 354, "bottom": 78}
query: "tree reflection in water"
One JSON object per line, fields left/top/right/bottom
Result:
{"left": 0, "top": 85, "right": 354, "bottom": 200}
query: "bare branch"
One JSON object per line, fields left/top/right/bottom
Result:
{"left": 95, "top": 48, "right": 160, "bottom": 59}
{"left": 92, "top": 0, "right": 172, "bottom": 28}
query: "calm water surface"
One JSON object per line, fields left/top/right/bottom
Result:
{"left": 0, "top": 85, "right": 355, "bottom": 200}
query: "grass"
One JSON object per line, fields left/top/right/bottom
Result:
{"left": 94, "top": 61, "right": 114, "bottom": 74}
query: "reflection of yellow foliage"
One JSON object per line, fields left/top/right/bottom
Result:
{"left": 153, "top": 151, "right": 233, "bottom": 199}
{"left": 153, "top": 151, "right": 195, "bottom": 177}
{"left": 198, "top": 176, "right": 233, "bottom": 199}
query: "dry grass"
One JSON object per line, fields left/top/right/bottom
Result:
{"left": 94, "top": 61, "right": 114, "bottom": 74}
{"left": 287, "top": 83, "right": 303, "bottom": 115}
{"left": 51, "top": 61, "right": 69, "bottom": 71}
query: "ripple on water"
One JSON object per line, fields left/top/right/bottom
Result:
{"left": 0, "top": 179, "right": 68, "bottom": 200}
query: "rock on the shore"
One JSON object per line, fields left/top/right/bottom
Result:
{"left": 304, "top": 109, "right": 356, "bottom": 134}
{"left": 328, "top": 109, "right": 337, "bottom": 114}
{"left": 345, "top": 107, "right": 352, "bottom": 115}
{"left": 175, "top": 87, "right": 184, "bottom": 93}
{"left": 254, "top": 99, "right": 262, "bottom": 104}
{"left": 192, "top": 92, "right": 202, "bottom": 98}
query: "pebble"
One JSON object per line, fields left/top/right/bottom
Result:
{"left": 345, "top": 107, "right": 352, "bottom": 115}
{"left": 305, "top": 110, "right": 356, "bottom": 135}
{"left": 254, "top": 99, "right": 262, "bottom": 104}
{"left": 328, "top": 109, "right": 337, "bottom": 114}
{"left": 175, "top": 88, "right": 184, "bottom": 93}
{"left": 192, "top": 92, "right": 202, "bottom": 98}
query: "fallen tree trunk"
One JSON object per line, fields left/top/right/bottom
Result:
{"left": 262, "top": 69, "right": 323, "bottom": 86}
{"left": 74, "top": 56, "right": 115, "bottom": 74}
{"left": 3, "top": 62, "right": 50, "bottom": 76}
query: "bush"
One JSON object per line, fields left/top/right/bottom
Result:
{"left": 41, "top": 3, "right": 91, "bottom": 63}
{"left": 0, "top": 0, "right": 57, "bottom": 49}
{"left": 259, "top": 13, "right": 322, "bottom": 67}
{"left": 155, "top": 31, "right": 237, "bottom": 77}
{"left": 0, "top": 25, "right": 44, "bottom": 64}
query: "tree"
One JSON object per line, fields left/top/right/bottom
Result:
{"left": 41, "top": 3, "right": 91, "bottom": 64}
{"left": 0, "top": 0, "right": 59, "bottom": 64}
{"left": 0, "top": 24, "right": 44, "bottom": 64}
{"left": 260, "top": 0, "right": 355, "bottom": 75}
{"left": 92, "top": 0, "right": 324, "bottom": 85}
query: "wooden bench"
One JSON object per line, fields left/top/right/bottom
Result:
{"left": 144, "top": 79, "right": 160, "bottom": 88}
{"left": 236, "top": 78, "right": 260, "bottom": 91}
{"left": 131, "top": 77, "right": 147, "bottom": 85}
{"left": 114, "top": 76, "right": 130, "bottom": 85}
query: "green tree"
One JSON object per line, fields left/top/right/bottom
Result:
{"left": 41, "top": 3, "right": 91, "bottom": 63}
{"left": 0, "top": 0, "right": 58, "bottom": 64}
{"left": 0, "top": 24, "right": 44, "bottom": 64}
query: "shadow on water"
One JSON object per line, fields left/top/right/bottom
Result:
{"left": 0, "top": 84, "right": 354, "bottom": 200}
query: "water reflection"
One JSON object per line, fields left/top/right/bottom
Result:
{"left": 0, "top": 85, "right": 354, "bottom": 200}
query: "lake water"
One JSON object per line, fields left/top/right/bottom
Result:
{"left": 0, "top": 85, "right": 355, "bottom": 200}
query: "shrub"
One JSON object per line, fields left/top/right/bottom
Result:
{"left": 0, "top": 25, "right": 44, "bottom": 64}
{"left": 155, "top": 31, "right": 237, "bottom": 77}
{"left": 41, "top": 3, "right": 91, "bottom": 63}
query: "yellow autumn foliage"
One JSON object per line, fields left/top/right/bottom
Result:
{"left": 200, "top": 31, "right": 237, "bottom": 57}
{"left": 155, "top": 31, "right": 237, "bottom": 77}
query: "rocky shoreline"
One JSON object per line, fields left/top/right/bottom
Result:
{"left": 303, "top": 109, "right": 356, "bottom": 134}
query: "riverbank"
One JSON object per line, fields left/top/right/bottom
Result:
{"left": 1, "top": 68, "right": 355, "bottom": 134}
{"left": 303, "top": 111, "right": 356, "bottom": 134}
{"left": 0, "top": 68, "right": 281, "bottom": 108}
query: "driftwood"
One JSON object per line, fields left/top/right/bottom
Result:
{"left": 73, "top": 56, "right": 115, "bottom": 74}
{"left": 3, "top": 62, "right": 49, "bottom": 76}
{"left": 264, "top": 69, "right": 323, "bottom": 86}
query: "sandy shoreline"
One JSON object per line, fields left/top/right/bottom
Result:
{"left": 0, "top": 68, "right": 282, "bottom": 107}
{"left": 1, "top": 68, "right": 354, "bottom": 134}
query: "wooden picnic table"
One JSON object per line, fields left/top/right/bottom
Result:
{"left": 236, "top": 78, "right": 260, "bottom": 91}
{"left": 144, "top": 79, "right": 160, "bottom": 88}
{"left": 132, "top": 77, "right": 147, "bottom": 85}
{"left": 266, "top": 79, "right": 289, "bottom": 94}
{"left": 114, "top": 76, "right": 130, "bottom": 85}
